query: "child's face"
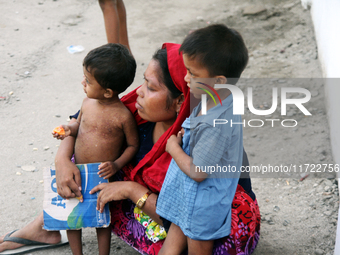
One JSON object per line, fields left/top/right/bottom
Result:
{"left": 182, "top": 54, "right": 215, "bottom": 99}
{"left": 81, "top": 67, "right": 107, "bottom": 99}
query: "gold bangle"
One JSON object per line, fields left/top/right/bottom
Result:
{"left": 136, "top": 191, "right": 152, "bottom": 209}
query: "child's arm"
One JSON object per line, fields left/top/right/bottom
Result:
{"left": 166, "top": 130, "right": 208, "bottom": 182}
{"left": 98, "top": 112, "right": 139, "bottom": 179}
{"left": 52, "top": 111, "right": 82, "bottom": 140}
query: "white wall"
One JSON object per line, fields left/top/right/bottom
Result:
{"left": 305, "top": 0, "right": 340, "bottom": 254}
{"left": 309, "top": 0, "right": 340, "bottom": 164}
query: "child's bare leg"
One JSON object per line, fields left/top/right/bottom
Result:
{"left": 159, "top": 223, "right": 187, "bottom": 255}
{"left": 0, "top": 212, "right": 61, "bottom": 252}
{"left": 96, "top": 227, "right": 111, "bottom": 255}
{"left": 67, "top": 229, "right": 82, "bottom": 255}
{"left": 187, "top": 238, "right": 214, "bottom": 255}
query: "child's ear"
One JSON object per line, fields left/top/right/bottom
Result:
{"left": 104, "top": 89, "right": 114, "bottom": 98}
{"left": 215, "top": 75, "right": 227, "bottom": 84}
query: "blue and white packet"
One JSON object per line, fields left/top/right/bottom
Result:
{"left": 43, "top": 163, "right": 110, "bottom": 230}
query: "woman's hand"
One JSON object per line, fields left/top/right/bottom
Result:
{"left": 98, "top": 161, "right": 119, "bottom": 179}
{"left": 90, "top": 181, "right": 130, "bottom": 213}
{"left": 54, "top": 118, "right": 82, "bottom": 201}
{"left": 91, "top": 181, "right": 163, "bottom": 225}
{"left": 55, "top": 156, "right": 83, "bottom": 201}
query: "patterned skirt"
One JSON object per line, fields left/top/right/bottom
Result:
{"left": 110, "top": 184, "right": 261, "bottom": 255}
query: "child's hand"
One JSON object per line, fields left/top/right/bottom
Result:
{"left": 98, "top": 161, "right": 119, "bottom": 179}
{"left": 180, "top": 128, "right": 185, "bottom": 136}
{"left": 166, "top": 130, "right": 183, "bottom": 154}
{"left": 52, "top": 125, "right": 71, "bottom": 140}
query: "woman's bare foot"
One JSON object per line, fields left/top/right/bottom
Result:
{"left": 0, "top": 212, "right": 61, "bottom": 252}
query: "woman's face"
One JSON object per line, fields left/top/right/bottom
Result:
{"left": 136, "top": 59, "right": 178, "bottom": 123}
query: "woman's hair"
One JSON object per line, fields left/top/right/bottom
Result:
{"left": 83, "top": 43, "right": 136, "bottom": 93}
{"left": 152, "top": 48, "right": 182, "bottom": 109}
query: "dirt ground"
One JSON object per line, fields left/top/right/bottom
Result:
{"left": 0, "top": 0, "right": 337, "bottom": 254}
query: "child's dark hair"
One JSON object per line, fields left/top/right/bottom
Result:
{"left": 83, "top": 43, "right": 136, "bottom": 93}
{"left": 152, "top": 48, "right": 182, "bottom": 109}
{"left": 179, "top": 24, "right": 248, "bottom": 84}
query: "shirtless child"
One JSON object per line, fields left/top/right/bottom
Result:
{"left": 52, "top": 43, "right": 139, "bottom": 255}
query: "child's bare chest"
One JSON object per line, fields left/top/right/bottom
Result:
{"left": 79, "top": 109, "right": 123, "bottom": 138}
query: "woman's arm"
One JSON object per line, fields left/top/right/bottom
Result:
{"left": 55, "top": 118, "right": 83, "bottom": 200}
{"left": 126, "top": 182, "right": 162, "bottom": 225}
{"left": 90, "top": 181, "right": 163, "bottom": 225}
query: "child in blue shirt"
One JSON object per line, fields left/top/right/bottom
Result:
{"left": 157, "top": 24, "right": 249, "bottom": 255}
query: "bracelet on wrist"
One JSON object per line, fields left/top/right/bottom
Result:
{"left": 136, "top": 191, "right": 152, "bottom": 209}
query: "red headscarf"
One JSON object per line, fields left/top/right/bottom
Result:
{"left": 120, "top": 43, "right": 190, "bottom": 193}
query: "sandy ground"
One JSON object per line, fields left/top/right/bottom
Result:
{"left": 0, "top": 0, "right": 338, "bottom": 254}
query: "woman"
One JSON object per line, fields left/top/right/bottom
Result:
{"left": 0, "top": 43, "right": 260, "bottom": 255}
